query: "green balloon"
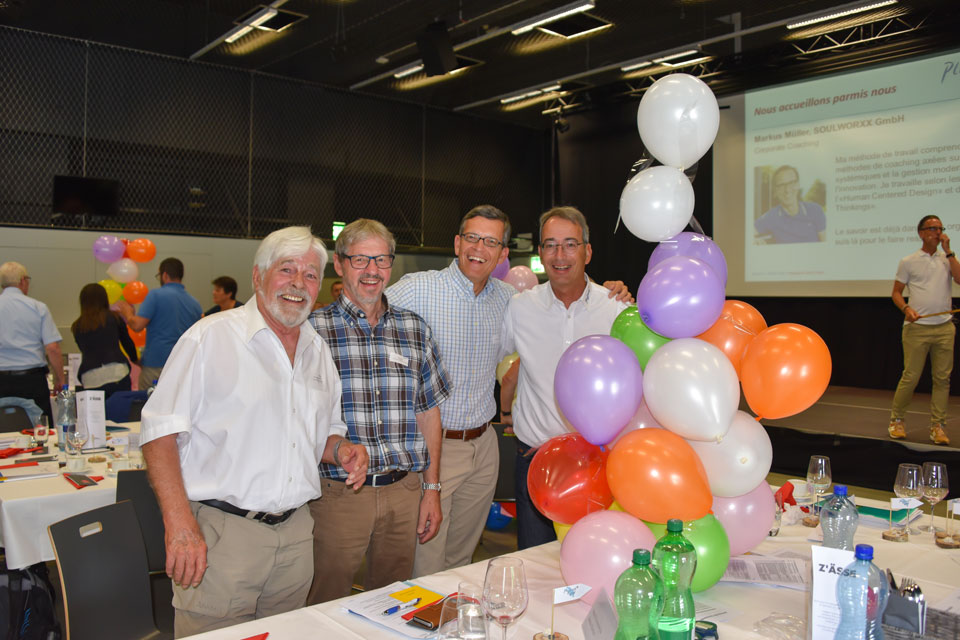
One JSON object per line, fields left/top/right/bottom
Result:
{"left": 610, "top": 306, "right": 671, "bottom": 370}
{"left": 644, "top": 514, "right": 730, "bottom": 593}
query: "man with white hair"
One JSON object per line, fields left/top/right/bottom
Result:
{"left": 0, "top": 261, "right": 64, "bottom": 420}
{"left": 140, "top": 226, "right": 368, "bottom": 636}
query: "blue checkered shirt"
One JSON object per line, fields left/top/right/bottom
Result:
{"left": 386, "top": 261, "right": 515, "bottom": 430}
{"left": 309, "top": 295, "right": 451, "bottom": 478}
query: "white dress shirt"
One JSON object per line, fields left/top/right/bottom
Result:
{"left": 500, "top": 277, "right": 628, "bottom": 447}
{"left": 140, "top": 300, "right": 347, "bottom": 513}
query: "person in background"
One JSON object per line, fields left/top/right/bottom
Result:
{"left": 0, "top": 261, "right": 64, "bottom": 420}
{"left": 205, "top": 276, "right": 242, "bottom": 316}
{"left": 888, "top": 214, "right": 960, "bottom": 446}
{"left": 71, "top": 283, "right": 139, "bottom": 397}
{"left": 116, "top": 257, "right": 202, "bottom": 390}
{"left": 140, "top": 226, "right": 368, "bottom": 636}
{"left": 754, "top": 165, "right": 826, "bottom": 244}
{"left": 313, "top": 280, "right": 343, "bottom": 311}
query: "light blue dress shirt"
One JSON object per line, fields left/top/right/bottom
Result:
{"left": 0, "top": 287, "right": 62, "bottom": 370}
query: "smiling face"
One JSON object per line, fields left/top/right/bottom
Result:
{"left": 334, "top": 236, "right": 392, "bottom": 313}
{"left": 254, "top": 251, "right": 322, "bottom": 329}
{"left": 454, "top": 217, "right": 508, "bottom": 291}
{"left": 919, "top": 216, "right": 943, "bottom": 251}
{"left": 773, "top": 167, "right": 800, "bottom": 208}
{"left": 539, "top": 216, "right": 591, "bottom": 290}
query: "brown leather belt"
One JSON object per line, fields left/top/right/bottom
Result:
{"left": 443, "top": 423, "right": 489, "bottom": 441}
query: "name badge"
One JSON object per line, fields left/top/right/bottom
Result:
{"left": 388, "top": 350, "right": 409, "bottom": 366}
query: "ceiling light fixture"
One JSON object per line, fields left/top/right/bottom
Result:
{"left": 500, "top": 84, "right": 562, "bottom": 104}
{"left": 621, "top": 60, "right": 653, "bottom": 72}
{"left": 511, "top": 1, "right": 595, "bottom": 35}
{"left": 661, "top": 55, "right": 712, "bottom": 69}
{"left": 652, "top": 49, "right": 700, "bottom": 64}
{"left": 786, "top": 0, "right": 897, "bottom": 29}
{"left": 225, "top": 26, "right": 254, "bottom": 44}
{"left": 538, "top": 23, "right": 611, "bottom": 40}
{"left": 393, "top": 64, "right": 424, "bottom": 79}
{"left": 225, "top": 6, "right": 278, "bottom": 42}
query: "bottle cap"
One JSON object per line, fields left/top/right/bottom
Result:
{"left": 633, "top": 549, "right": 650, "bottom": 565}
{"left": 834, "top": 485, "right": 848, "bottom": 497}
{"left": 666, "top": 519, "right": 683, "bottom": 532}
{"left": 854, "top": 544, "right": 873, "bottom": 560}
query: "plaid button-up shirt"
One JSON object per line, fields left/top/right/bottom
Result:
{"left": 309, "top": 294, "right": 451, "bottom": 478}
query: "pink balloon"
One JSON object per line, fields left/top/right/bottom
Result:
{"left": 712, "top": 481, "right": 776, "bottom": 556}
{"left": 491, "top": 258, "right": 510, "bottom": 280}
{"left": 560, "top": 510, "right": 656, "bottom": 604}
{"left": 504, "top": 266, "right": 538, "bottom": 292}
{"left": 610, "top": 398, "right": 663, "bottom": 447}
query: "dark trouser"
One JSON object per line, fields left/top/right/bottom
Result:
{"left": 0, "top": 368, "right": 52, "bottom": 421}
{"left": 515, "top": 441, "right": 557, "bottom": 550}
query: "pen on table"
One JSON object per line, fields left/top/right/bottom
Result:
{"left": 382, "top": 597, "right": 421, "bottom": 616}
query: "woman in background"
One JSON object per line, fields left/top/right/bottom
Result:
{"left": 71, "top": 283, "right": 139, "bottom": 397}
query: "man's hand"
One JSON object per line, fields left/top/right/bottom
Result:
{"left": 904, "top": 307, "right": 920, "bottom": 323}
{"left": 417, "top": 490, "right": 442, "bottom": 544}
{"left": 602, "top": 280, "right": 635, "bottom": 304}
{"left": 164, "top": 513, "right": 207, "bottom": 588}
{"left": 339, "top": 442, "right": 369, "bottom": 490}
{"left": 941, "top": 232, "right": 952, "bottom": 254}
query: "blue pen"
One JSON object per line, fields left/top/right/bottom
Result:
{"left": 381, "top": 597, "right": 421, "bottom": 616}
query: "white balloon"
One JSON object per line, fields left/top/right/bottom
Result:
{"left": 642, "top": 338, "right": 738, "bottom": 442}
{"left": 619, "top": 165, "right": 694, "bottom": 242}
{"left": 637, "top": 73, "right": 720, "bottom": 170}
{"left": 106, "top": 258, "right": 139, "bottom": 284}
{"left": 688, "top": 410, "right": 773, "bottom": 497}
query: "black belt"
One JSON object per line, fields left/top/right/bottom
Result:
{"left": 331, "top": 469, "right": 408, "bottom": 487}
{"left": 0, "top": 367, "right": 47, "bottom": 377}
{"left": 199, "top": 499, "right": 296, "bottom": 526}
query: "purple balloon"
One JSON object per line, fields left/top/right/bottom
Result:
{"left": 712, "top": 481, "right": 776, "bottom": 556}
{"left": 554, "top": 335, "right": 643, "bottom": 446}
{"left": 637, "top": 255, "right": 725, "bottom": 339}
{"left": 491, "top": 258, "right": 510, "bottom": 281}
{"left": 649, "top": 232, "right": 727, "bottom": 285}
{"left": 92, "top": 235, "right": 125, "bottom": 264}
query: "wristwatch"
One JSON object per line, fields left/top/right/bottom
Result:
{"left": 946, "top": 252, "right": 956, "bottom": 259}
{"left": 422, "top": 482, "right": 442, "bottom": 492}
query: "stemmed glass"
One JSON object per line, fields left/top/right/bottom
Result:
{"left": 806, "top": 455, "right": 832, "bottom": 517}
{"left": 894, "top": 463, "right": 923, "bottom": 534}
{"left": 482, "top": 557, "right": 528, "bottom": 640}
{"left": 65, "top": 423, "right": 89, "bottom": 455}
{"left": 919, "top": 462, "right": 949, "bottom": 533}
{"left": 34, "top": 416, "right": 50, "bottom": 448}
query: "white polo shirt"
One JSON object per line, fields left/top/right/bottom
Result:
{"left": 500, "top": 278, "right": 628, "bottom": 447}
{"left": 895, "top": 249, "right": 954, "bottom": 326}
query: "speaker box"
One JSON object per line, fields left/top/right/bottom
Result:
{"left": 416, "top": 22, "right": 457, "bottom": 76}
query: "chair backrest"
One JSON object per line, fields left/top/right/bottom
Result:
{"left": 48, "top": 501, "right": 159, "bottom": 640}
{"left": 115, "top": 469, "right": 166, "bottom": 572}
{"left": 104, "top": 390, "right": 149, "bottom": 423}
{"left": 0, "top": 405, "right": 33, "bottom": 432}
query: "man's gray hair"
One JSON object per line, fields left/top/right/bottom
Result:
{"left": 0, "top": 262, "right": 27, "bottom": 288}
{"left": 335, "top": 219, "right": 396, "bottom": 257}
{"left": 459, "top": 205, "right": 512, "bottom": 246}
{"left": 254, "top": 226, "right": 328, "bottom": 277}
{"left": 538, "top": 206, "right": 590, "bottom": 244}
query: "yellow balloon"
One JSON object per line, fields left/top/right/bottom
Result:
{"left": 98, "top": 279, "right": 123, "bottom": 304}
{"left": 608, "top": 501, "right": 626, "bottom": 512}
{"left": 553, "top": 521, "right": 572, "bottom": 544}
{"left": 496, "top": 352, "right": 519, "bottom": 385}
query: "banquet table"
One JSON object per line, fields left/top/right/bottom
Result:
{"left": 0, "top": 423, "right": 140, "bottom": 570}
{"left": 184, "top": 498, "right": 960, "bottom": 640}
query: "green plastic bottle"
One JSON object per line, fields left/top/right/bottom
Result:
{"left": 614, "top": 549, "right": 664, "bottom": 640}
{"left": 652, "top": 519, "right": 697, "bottom": 640}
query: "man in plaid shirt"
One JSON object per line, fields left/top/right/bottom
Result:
{"left": 305, "top": 218, "right": 451, "bottom": 604}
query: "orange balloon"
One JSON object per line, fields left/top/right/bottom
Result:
{"left": 128, "top": 326, "right": 146, "bottom": 348}
{"left": 740, "top": 323, "right": 831, "bottom": 419}
{"left": 697, "top": 301, "right": 766, "bottom": 377}
{"left": 720, "top": 300, "right": 767, "bottom": 335}
{"left": 126, "top": 238, "right": 157, "bottom": 263}
{"left": 606, "top": 429, "right": 712, "bottom": 524}
{"left": 122, "top": 280, "right": 149, "bottom": 304}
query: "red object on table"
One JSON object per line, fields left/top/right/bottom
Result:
{"left": 0, "top": 461, "right": 39, "bottom": 470}
{"left": 775, "top": 481, "right": 796, "bottom": 506}
{"left": 241, "top": 634, "right": 269, "bottom": 640}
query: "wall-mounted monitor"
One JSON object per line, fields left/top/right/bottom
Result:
{"left": 52, "top": 175, "right": 119, "bottom": 218}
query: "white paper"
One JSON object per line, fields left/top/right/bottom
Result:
{"left": 67, "top": 354, "right": 81, "bottom": 389}
{"left": 76, "top": 390, "right": 107, "bottom": 448}
{"left": 342, "top": 581, "right": 435, "bottom": 639}
{"left": 0, "top": 461, "right": 60, "bottom": 481}
{"left": 554, "top": 583, "right": 591, "bottom": 604}
{"left": 582, "top": 588, "right": 618, "bottom": 640}
{"left": 722, "top": 555, "right": 810, "bottom": 590}
{"left": 694, "top": 597, "right": 735, "bottom": 623}
{"left": 810, "top": 546, "right": 855, "bottom": 640}
{"left": 891, "top": 497, "right": 923, "bottom": 509}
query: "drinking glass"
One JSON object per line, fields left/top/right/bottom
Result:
{"left": 65, "top": 423, "right": 88, "bottom": 455}
{"left": 806, "top": 455, "right": 832, "bottom": 516}
{"left": 34, "top": 416, "right": 50, "bottom": 447}
{"left": 438, "top": 583, "right": 487, "bottom": 640}
{"left": 482, "top": 558, "right": 528, "bottom": 640}
{"left": 919, "top": 461, "right": 949, "bottom": 533}
{"left": 894, "top": 463, "right": 923, "bottom": 534}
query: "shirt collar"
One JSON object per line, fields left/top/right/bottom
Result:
{"left": 333, "top": 293, "right": 394, "bottom": 325}
{"left": 244, "top": 296, "right": 323, "bottom": 356}
{"left": 1, "top": 287, "right": 24, "bottom": 297}
{"left": 446, "top": 260, "right": 490, "bottom": 298}
{"left": 539, "top": 274, "right": 592, "bottom": 309}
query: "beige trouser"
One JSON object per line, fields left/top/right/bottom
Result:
{"left": 173, "top": 502, "right": 314, "bottom": 638}
{"left": 306, "top": 471, "right": 421, "bottom": 604}
{"left": 413, "top": 427, "right": 499, "bottom": 577}
{"left": 891, "top": 320, "right": 955, "bottom": 424}
{"left": 138, "top": 365, "right": 163, "bottom": 391}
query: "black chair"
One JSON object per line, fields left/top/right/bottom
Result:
{"left": 0, "top": 405, "right": 33, "bottom": 432}
{"left": 48, "top": 501, "right": 172, "bottom": 640}
{"left": 493, "top": 423, "right": 517, "bottom": 502}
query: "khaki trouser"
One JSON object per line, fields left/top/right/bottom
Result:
{"left": 891, "top": 320, "right": 955, "bottom": 424}
{"left": 138, "top": 365, "right": 163, "bottom": 392}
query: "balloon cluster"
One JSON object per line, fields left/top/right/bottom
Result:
{"left": 92, "top": 235, "right": 157, "bottom": 348}
{"left": 527, "top": 74, "right": 832, "bottom": 602}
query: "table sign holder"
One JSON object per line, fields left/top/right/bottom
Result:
{"left": 76, "top": 390, "right": 107, "bottom": 448}
{"left": 537, "top": 583, "right": 590, "bottom": 640}
{"left": 809, "top": 545, "right": 855, "bottom": 640}
{"left": 578, "top": 588, "right": 615, "bottom": 640}
{"left": 883, "top": 497, "right": 922, "bottom": 542}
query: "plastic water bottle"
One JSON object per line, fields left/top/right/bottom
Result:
{"left": 55, "top": 384, "right": 76, "bottom": 454}
{"left": 822, "top": 485, "right": 859, "bottom": 550}
{"left": 615, "top": 548, "right": 664, "bottom": 640}
{"left": 652, "top": 519, "right": 697, "bottom": 640}
{"left": 835, "top": 544, "right": 889, "bottom": 640}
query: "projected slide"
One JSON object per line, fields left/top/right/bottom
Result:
{"left": 744, "top": 50, "right": 960, "bottom": 282}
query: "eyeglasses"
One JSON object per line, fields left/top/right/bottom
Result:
{"left": 341, "top": 253, "right": 395, "bottom": 269}
{"left": 774, "top": 179, "right": 798, "bottom": 189}
{"left": 540, "top": 240, "right": 585, "bottom": 253}
{"left": 460, "top": 232, "right": 503, "bottom": 248}
{"left": 921, "top": 226, "right": 945, "bottom": 232}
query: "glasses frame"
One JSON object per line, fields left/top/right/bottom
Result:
{"left": 341, "top": 253, "right": 396, "bottom": 269}
{"left": 460, "top": 232, "right": 503, "bottom": 248}
{"left": 540, "top": 239, "right": 585, "bottom": 253}
{"left": 920, "top": 226, "right": 945, "bottom": 232}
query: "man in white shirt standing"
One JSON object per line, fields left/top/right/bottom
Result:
{"left": 500, "top": 207, "right": 629, "bottom": 548}
{"left": 889, "top": 215, "right": 960, "bottom": 445}
{"left": 140, "top": 226, "right": 368, "bottom": 637}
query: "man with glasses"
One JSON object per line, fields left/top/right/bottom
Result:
{"left": 306, "top": 218, "right": 451, "bottom": 603}
{"left": 117, "top": 257, "right": 202, "bottom": 389}
{"left": 889, "top": 215, "right": 960, "bottom": 445}
{"left": 754, "top": 165, "right": 826, "bottom": 244}
{"left": 500, "top": 207, "right": 631, "bottom": 548}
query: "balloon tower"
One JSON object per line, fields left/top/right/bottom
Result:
{"left": 92, "top": 234, "right": 157, "bottom": 349}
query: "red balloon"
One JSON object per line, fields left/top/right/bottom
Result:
{"left": 126, "top": 238, "right": 157, "bottom": 263}
{"left": 122, "top": 280, "right": 148, "bottom": 304}
{"left": 128, "top": 326, "right": 146, "bottom": 348}
{"left": 527, "top": 433, "right": 613, "bottom": 525}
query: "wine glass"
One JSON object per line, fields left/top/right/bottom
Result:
{"left": 34, "top": 416, "right": 50, "bottom": 448}
{"left": 482, "top": 557, "right": 528, "bottom": 640}
{"left": 65, "top": 423, "right": 89, "bottom": 455}
{"left": 806, "top": 455, "right": 832, "bottom": 517}
{"left": 919, "top": 462, "right": 949, "bottom": 533}
{"left": 894, "top": 463, "right": 923, "bottom": 534}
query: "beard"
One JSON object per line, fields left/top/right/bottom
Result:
{"left": 261, "top": 285, "right": 312, "bottom": 328}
